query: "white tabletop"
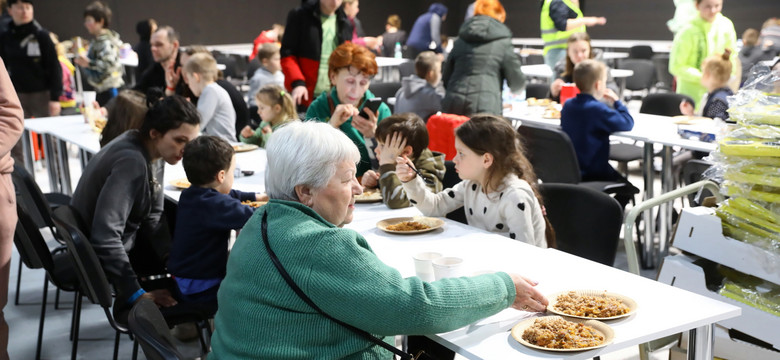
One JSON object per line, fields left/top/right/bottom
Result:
{"left": 24, "top": 115, "right": 101, "bottom": 154}
{"left": 346, "top": 202, "right": 739, "bottom": 359}
{"left": 521, "top": 64, "right": 633, "bottom": 79}
{"left": 511, "top": 38, "right": 672, "bottom": 53}
{"left": 205, "top": 43, "right": 253, "bottom": 57}
{"left": 504, "top": 103, "right": 718, "bottom": 153}
{"left": 375, "top": 57, "right": 411, "bottom": 67}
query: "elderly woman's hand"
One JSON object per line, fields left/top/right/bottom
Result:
{"left": 352, "top": 108, "right": 378, "bottom": 139}
{"left": 330, "top": 104, "right": 358, "bottom": 128}
{"left": 508, "top": 274, "right": 548, "bottom": 312}
{"left": 394, "top": 156, "right": 416, "bottom": 183}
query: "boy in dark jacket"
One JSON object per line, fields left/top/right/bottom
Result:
{"left": 167, "top": 136, "right": 261, "bottom": 303}
{"left": 561, "top": 59, "right": 634, "bottom": 183}
{"left": 394, "top": 51, "right": 444, "bottom": 121}
{"left": 361, "top": 113, "right": 445, "bottom": 209}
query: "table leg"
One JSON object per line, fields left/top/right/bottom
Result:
{"left": 78, "top": 149, "right": 92, "bottom": 170}
{"left": 641, "top": 142, "right": 656, "bottom": 268}
{"left": 42, "top": 134, "right": 60, "bottom": 194}
{"left": 22, "top": 129, "right": 35, "bottom": 177}
{"left": 687, "top": 325, "right": 713, "bottom": 360}
{"left": 618, "top": 77, "right": 627, "bottom": 101}
{"left": 56, "top": 139, "right": 73, "bottom": 195}
{"left": 658, "top": 146, "right": 674, "bottom": 261}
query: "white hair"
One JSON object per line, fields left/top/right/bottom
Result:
{"left": 265, "top": 121, "right": 361, "bottom": 201}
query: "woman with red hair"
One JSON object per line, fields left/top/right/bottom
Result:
{"left": 441, "top": 0, "right": 524, "bottom": 116}
{"left": 305, "top": 42, "right": 391, "bottom": 177}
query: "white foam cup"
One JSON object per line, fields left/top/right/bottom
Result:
{"left": 413, "top": 252, "right": 442, "bottom": 282}
{"left": 432, "top": 256, "right": 463, "bottom": 280}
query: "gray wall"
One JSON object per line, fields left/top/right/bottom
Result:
{"left": 28, "top": 1, "right": 778, "bottom": 47}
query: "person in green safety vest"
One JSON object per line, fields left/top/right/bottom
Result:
{"left": 539, "top": 0, "right": 606, "bottom": 75}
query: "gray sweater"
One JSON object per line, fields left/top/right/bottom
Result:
{"left": 393, "top": 75, "right": 444, "bottom": 121}
{"left": 198, "top": 82, "right": 236, "bottom": 141}
{"left": 71, "top": 130, "right": 164, "bottom": 302}
{"left": 247, "top": 66, "right": 285, "bottom": 107}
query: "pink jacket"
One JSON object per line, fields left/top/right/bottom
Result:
{"left": 0, "top": 57, "right": 25, "bottom": 174}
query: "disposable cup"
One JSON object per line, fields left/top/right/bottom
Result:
{"left": 432, "top": 256, "right": 463, "bottom": 280}
{"left": 81, "top": 91, "right": 97, "bottom": 107}
{"left": 413, "top": 252, "right": 442, "bottom": 282}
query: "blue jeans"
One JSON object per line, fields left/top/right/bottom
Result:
{"left": 544, "top": 48, "right": 567, "bottom": 82}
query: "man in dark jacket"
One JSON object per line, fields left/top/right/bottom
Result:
{"left": 442, "top": 11, "right": 524, "bottom": 116}
{"left": 280, "top": 0, "right": 352, "bottom": 108}
{"left": 406, "top": 3, "right": 448, "bottom": 58}
{"left": 0, "top": 0, "right": 61, "bottom": 162}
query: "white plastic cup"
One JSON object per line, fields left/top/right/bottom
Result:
{"left": 432, "top": 257, "right": 463, "bottom": 280}
{"left": 82, "top": 91, "right": 96, "bottom": 107}
{"left": 413, "top": 252, "right": 442, "bottom": 282}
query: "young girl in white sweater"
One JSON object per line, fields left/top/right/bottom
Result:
{"left": 398, "top": 114, "right": 553, "bottom": 248}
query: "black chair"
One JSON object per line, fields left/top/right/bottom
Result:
{"left": 523, "top": 53, "right": 545, "bottom": 65}
{"left": 524, "top": 83, "right": 549, "bottom": 99}
{"left": 13, "top": 203, "right": 78, "bottom": 360}
{"left": 368, "top": 81, "right": 402, "bottom": 101}
{"left": 12, "top": 164, "right": 71, "bottom": 306}
{"left": 540, "top": 183, "right": 623, "bottom": 266}
{"left": 443, "top": 160, "right": 467, "bottom": 224}
{"left": 517, "top": 125, "right": 638, "bottom": 202}
{"left": 52, "top": 205, "right": 214, "bottom": 359}
{"left": 399, "top": 61, "right": 415, "bottom": 78}
{"left": 128, "top": 299, "right": 185, "bottom": 360}
{"left": 652, "top": 54, "right": 673, "bottom": 91}
{"left": 682, "top": 159, "right": 715, "bottom": 206}
{"left": 617, "top": 59, "right": 656, "bottom": 100}
{"left": 628, "top": 45, "right": 654, "bottom": 60}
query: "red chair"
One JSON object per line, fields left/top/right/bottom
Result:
{"left": 426, "top": 113, "right": 469, "bottom": 160}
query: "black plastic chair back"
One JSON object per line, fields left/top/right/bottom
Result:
{"left": 52, "top": 206, "right": 112, "bottom": 308}
{"left": 129, "top": 299, "right": 185, "bottom": 360}
{"left": 628, "top": 45, "right": 654, "bottom": 60}
{"left": 13, "top": 203, "right": 50, "bottom": 271}
{"left": 682, "top": 159, "right": 715, "bottom": 206}
{"left": 618, "top": 59, "right": 656, "bottom": 92}
{"left": 540, "top": 183, "right": 623, "bottom": 266}
{"left": 639, "top": 92, "right": 695, "bottom": 116}
{"left": 12, "top": 164, "right": 53, "bottom": 230}
{"left": 524, "top": 83, "right": 549, "bottom": 99}
{"left": 652, "top": 54, "right": 673, "bottom": 91}
{"left": 517, "top": 125, "right": 581, "bottom": 184}
{"left": 399, "top": 61, "right": 415, "bottom": 78}
{"left": 368, "top": 82, "right": 402, "bottom": 101}
{"left": 443, "top": 160, "right": 467, "bottom": 224}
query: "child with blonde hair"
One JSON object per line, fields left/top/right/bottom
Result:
{"left": 681, "top": 49, "right": 734, "bottom": 120}
{"left": 239, "top": 85, "right": 297, "bottom": 147}
{"left": 183, "top": 52, "right": 236, "bottom": 141}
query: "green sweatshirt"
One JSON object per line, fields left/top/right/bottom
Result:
{"left": 378, "top": 149, "right": 445, "bottom": 209}
{"left": 238, "top": 118, "right": 294, "bottom": 147}
{"left": 305, "top": 88, "right": 392, "bottom": 176}
{"left": 669, "top": 13, "right": 736, "bottom": 111}
{"left": 210, "top": 200, "right": 516, "bottom": 359}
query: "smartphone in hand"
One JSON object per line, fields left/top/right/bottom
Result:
{"left": 358, "top": 98, "right": 382, "bottom": 119}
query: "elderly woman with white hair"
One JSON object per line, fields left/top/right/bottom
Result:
{"left": 208, "top": 121, "right": 548, "bottom": 359}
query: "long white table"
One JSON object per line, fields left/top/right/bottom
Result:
{"left": 512, "top": 38, "right": 673, "bottom": 53}
{"left": 348, "top": 202, "right": 738, "bottom": 359}
{"left": 521, "top": 64, "right": 635, "bottom": 98}
{"left": 504, "top": 103, "right": 718, "bottom": 268}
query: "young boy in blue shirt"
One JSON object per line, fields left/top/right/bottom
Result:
{"left": 167, "top": 136, "right": 261, "bottom": 304}
{"left": 561, "top": 59, "right": 636, "bottom": 206}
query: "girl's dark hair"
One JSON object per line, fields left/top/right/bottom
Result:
{"left": 83, "top": 1, "right": 112, "bottom": 28}
{"left": 100, "top": 90, "right": 147, "bottom": 147}
{"left": 563, "top": 32, "right": 593, "bottom": 78}
{"left": 455, "top": 114, "right": 556, "bottom": 247}
{"left": 139, "top": 89, "right": 200, "bottom": 140}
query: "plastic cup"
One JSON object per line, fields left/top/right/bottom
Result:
{"left": 432, "top": 256, "right": 463, "bottom": 280}
{"left": 560, "top": 83, "right": 580, "bottom": 104}
{"left": 81, "top": 91, "right": 96, "bottom": 107}
{"left": 413, "top": 252, "right": 442, "bottom": 282}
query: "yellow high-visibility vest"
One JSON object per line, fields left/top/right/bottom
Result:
{"left": 540, "top": 0, "right": 585, "bottom": 55}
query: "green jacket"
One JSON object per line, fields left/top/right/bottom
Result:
{"left": 306, "top": 88, "right": 391, "bottom": 176}
{"left": 84, "top": 29, "right": 124, "bottom": 91}
{"left": 209, "top": 200, "right": 516, "bottom": 359}
{"left": 377, "top": 149, "right": 445, "bottom": 209}
{"left": 442, "top": 15, "right": 525, "bottom": 116}
{"left": 239, "top": 118, "right": 294, "bottom": 147}
{"left": 540, "top": 0, "right": 585, "bottom": 55}
{"left": 669, "top": 13, "right": 736, "bottom": 111}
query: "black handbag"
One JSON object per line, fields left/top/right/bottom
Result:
{"left": 260, "top": 211, "right": 432, "bottom": 360}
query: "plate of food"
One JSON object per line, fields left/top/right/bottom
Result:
{"left": 169, "top": 178, "right": 191, "bottom": 189}
{"left": 376, "top": 216, "right": 444, "bottom": 234}
{"left": 546, "top": 290, "right": 637, "bottom": 320}
{"left": 241, "top": 200, "right": 267, "bottom": 208}
{"left": 543, "top": 108, "right": 561, "bottom": 119}
{"left": 527, "top": 97, "right": 553, "bottom": 107}
{"left": 672, "top": 115, "right": 712, "bottom": 125}
{"left": 511, "top": 315, "right": 614, "bottom": 352}
{"left": 232, "top": 143, "right": 259, "bottom": 152}
{"left": 355, "top": 188, "right": 383, "bottom": 203}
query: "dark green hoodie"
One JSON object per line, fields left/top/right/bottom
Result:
{"left": 442, "top": 15, "right": 525, "bottom": 116}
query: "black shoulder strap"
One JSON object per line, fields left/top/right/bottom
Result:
{"left": 260, "top": 212, "right": 415, "bottom": 360}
